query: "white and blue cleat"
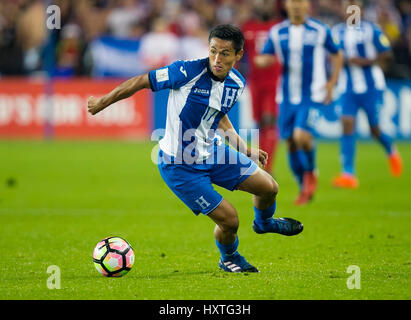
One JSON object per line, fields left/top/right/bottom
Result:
{"left": 218, "top": 254, "right": 259, "bottom": 273}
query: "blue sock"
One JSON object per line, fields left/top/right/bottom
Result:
{"left": 377, "top": 132, "right": 394, "bottom": 155}
{"left": 288, "top": 151, "right": 304, "bottom": 187}
{"left": 341, "top": 133, "right": 356, "bottom": 175}
{"left": 253, "top": 202, "right": 277, "bottom": 225}
{"left": 298, "top": 148, "right": 316, "bottom": 172}
{"left": 215, "top": 237, "right": 239, "bottom": 262}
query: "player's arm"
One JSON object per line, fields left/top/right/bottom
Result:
{"left": 347, "top": 51, "right": 392, "bottom": 68}
{"left": 348, "top": 28, "right": 392, "bottom": 68}
{"left": 218, "top": 114, "right": 268, "bottom": 167}
{"left": 254, "top": 54, "right": 276, "bottom": 68}
{"left": 254, "top": 32, "right": 276, "bottom": 68}
{"left": 87, "top": 74, "right": 151, "bottom": 115}
{"left": 324, "top": 50, "right": 344, "bottom": 105}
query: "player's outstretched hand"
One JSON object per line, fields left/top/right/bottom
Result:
{"left": 258, "top": 149, "right": 268, "bottom": 168}
{"left": 87, "top": 96, "right": 105, "bottom": 115}
{"left": 248, "top": 148, "right": 268, "bottom": 168}
{"left": 254, "top": 55, "right": 276, "bottom": 68}
{"left": 348, "top": 57, "right": 370, "bottom": 67}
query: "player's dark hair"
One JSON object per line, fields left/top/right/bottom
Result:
{"left": 208, "top": 24, "right": 244, "bottom": 53}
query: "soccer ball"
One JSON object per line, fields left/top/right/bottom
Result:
{"left": 92, "top": 236, "right": 134, "bottom": 277}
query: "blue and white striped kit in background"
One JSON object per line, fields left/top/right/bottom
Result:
{"left": 332, "top": 21, "right": 391, "bottom": 125}
{"left": 331, "top": 21, "right": 394, "bottom": 176}
{"left": 261, "top": 18, "right": 340, "bottom": 139}
{"left": 262, "top": 18, "right": 340, "bottom": 107}
{"left": 332, "top": 20, "right": 390, "bottom": 95}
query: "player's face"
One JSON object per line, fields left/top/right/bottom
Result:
{"left": 285, "top": 0, "right": 309, "bottom": 23}
{"left": 208, "top": 37, "right": 243, "bottom": 79}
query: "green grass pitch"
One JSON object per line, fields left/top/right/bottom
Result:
{"left": 0, "top": 140, "right": 410, "bottom": 300}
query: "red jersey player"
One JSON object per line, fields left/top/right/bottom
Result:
{"left": 241, "top": 1, "right": 283, "bottom": 174}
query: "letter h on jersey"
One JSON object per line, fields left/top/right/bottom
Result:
{"left": 222, "top": 88, "right": 238, "bottom": 108}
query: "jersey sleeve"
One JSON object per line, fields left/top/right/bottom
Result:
{"left": 261, "top": 34, "right": 276, "bottom": 55}
{"left": 373, "top": 26, "right": 391, "bottom": 53}
{"left": 148, "top": 60, "right": 193, "bottom": 92}
{"left": 331, "top": 25, "right": 342, "bottom": 48}
{"left": 324, "top": 27, "right": 341, "bottom": 54}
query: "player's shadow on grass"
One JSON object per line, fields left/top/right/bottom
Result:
{"left": 64, "top": 270, "right": 213, "bottom": 280}
{"left": 128, "top": 269, "right": 258, "bottom": 280}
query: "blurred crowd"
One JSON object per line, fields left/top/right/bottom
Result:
{"left": 0, "top": 0, "right": 410, "bottom": 78}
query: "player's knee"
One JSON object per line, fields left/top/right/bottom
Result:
{"left": 342, "top": 117, "right": 355, "bottom": 135}
{"left": 272, "top": 178, "right": 279, "bottom": 196}
{"left": 261, "top": 175, "right": 278, "bottom": 199}
{"left": 287, "top": 138, "right": 298, "bottom": 153}
{"left": 268, "top": 176, "right": 279, "bottom": 197}
{"left": 370, "top": 126, "right": 381, "bottom": 138}
{"left": 343, "top": 126, "right": 355, "bottom": 135}
{"left": 293, "top": 130, "right": 311, "bottom": 150}
{"left": 220, "top": 208, "right": 239, "bottom": 234}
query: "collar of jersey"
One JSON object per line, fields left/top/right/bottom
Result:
{"left": 206, "top": 59, "right": 227, "bottom": 83}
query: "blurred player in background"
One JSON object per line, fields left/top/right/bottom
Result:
{"left": 87, "top": 25, "right": 303, "bottom": 273}
{"left": 139, "top": 17, "right": 179, "bottom": 71}
{"left": 331, "top": 0, "right": 403, "bottom": 189}
{"left": 241, "top": 0, "right": 283, "bottom": 174}
{"left": 255, "top": 0, "right": 344, "bottom": 205}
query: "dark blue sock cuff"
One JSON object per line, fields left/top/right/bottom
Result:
{"left": 254, "top": 202, "right": 277, "bottom": 221}
{"left": 342, "top": 133, "right": 355, "bottom": 138}
{"left": 215, "top": 236, "right": 239, "bottom": 256}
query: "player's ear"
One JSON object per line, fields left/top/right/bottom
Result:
{"left": 236, "top": 49, "right": 244, "bottom": 61}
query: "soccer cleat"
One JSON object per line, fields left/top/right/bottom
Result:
{"left": 332, "top": 173, "right": 359, "bottom": 189}
{"left": 253, "top": 218, "right": 303, "bottom": 236}
{"left": 218, "top": 254, "right": 259, "bottom": 273}
{"left": 389, "top": 152, "right": 403, "bottom": 177}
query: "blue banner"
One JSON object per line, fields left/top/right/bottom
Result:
{"left": 89, "top": 36, "right": 146, "bottom": 78}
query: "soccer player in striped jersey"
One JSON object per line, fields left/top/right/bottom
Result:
{"left": 87, "top": 25, "right": 303, "bottom": 273}
{"left": 255, "top": 0, "right": 344, "bottom": 205}
{"left": 331, "top": 0, "right": 403, "bottom": 189}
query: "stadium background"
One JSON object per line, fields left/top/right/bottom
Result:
{"left": 1, "top": 0, "right": 410, "bottom": 300}
{"left": 1, "top": 0, "right": 411, "bottom": 140}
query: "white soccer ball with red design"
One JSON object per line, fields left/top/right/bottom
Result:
{"left": 92, "top": 237, "right": 134, "bottom": 277}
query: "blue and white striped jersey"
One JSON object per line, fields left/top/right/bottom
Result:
{"left": 149, "top": 58, "right": 245, "bottom": 162}
{"left": 262, "top": 18, "right": 340, "bottom": 106}
{"left": 332, "top": 21, "right": 390, "bottom": 94}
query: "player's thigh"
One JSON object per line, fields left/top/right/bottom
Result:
{"left": 278, "top": 103, "right": 296, "bottom": 140}
{"left": 341, "top": 92, "right": 359, "bottom": 119}
{"left": 293, "top": 106, "right": 314, "bottom": 146}
{"left": 237, "top": 167, "right": 278, "bottom": 198}
{"left": 360, "top": 91, "right": 381, "bottom": 128}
